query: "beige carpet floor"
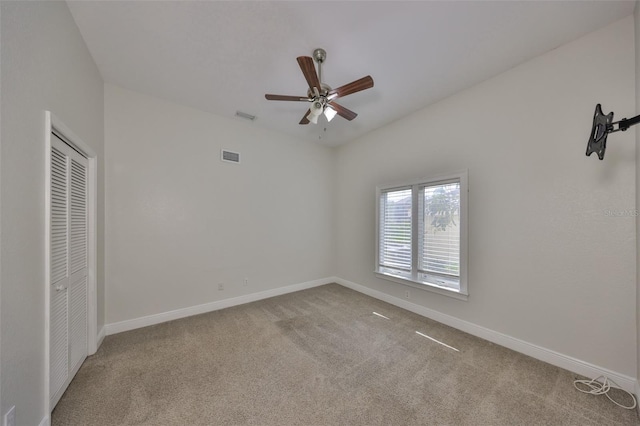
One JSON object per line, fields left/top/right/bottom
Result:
{"left": 52, "top": 283, "right": 639, "bottom": 425}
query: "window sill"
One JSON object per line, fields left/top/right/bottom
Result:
{"left": 374, "top": 271, "right": 468, "bottom": 301}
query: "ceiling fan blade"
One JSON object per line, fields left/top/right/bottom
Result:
{"left": 299, "top": 109, "right": 311, "bottom": 125}
{"left": 297, "top": 56, "right": 321, "bottom": 92}
{"left": 329, "top": 102, "right": 358, "bottom": 121}
{"left": 265, "top": 94, "right": 309, "bottom": 101}
{"left": 327, "top": 76, "right": 374, "bottom": 101}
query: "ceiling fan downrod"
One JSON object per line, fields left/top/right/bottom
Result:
{"left": 313, "top": 48, "right": 326, "bottom": 91}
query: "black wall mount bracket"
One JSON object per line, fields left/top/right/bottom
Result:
{"left": 586, "top": 103, "right": 640, "bottom": 160}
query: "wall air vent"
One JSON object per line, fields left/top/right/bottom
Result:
{"left": 221, "top": 149, "right": 240, "bottom": 164}
{"left": 235, "top": 111, "right": 256, "bottom": 121}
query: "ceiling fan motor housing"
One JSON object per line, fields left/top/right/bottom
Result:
{"left": 308, "top": 83, "right": 332, "bottom": 98}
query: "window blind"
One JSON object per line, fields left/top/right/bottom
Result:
{"left": 379, "top": 188, "right": 412, "bottom": 271}
{"left": 418, "top": 182, "right": 460, "bottom": 277}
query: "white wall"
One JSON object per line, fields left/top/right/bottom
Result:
{"left": 635, "top": 1, "right": 640, "bottom": 398}
{"left": 335, "top": 17, "right": 637, "bottom": 377}
{"left": 104, "top": 85, "right": 334, "bottom": 325}
{"left": 0, "top": 2, "right": 105, "bottom": 425}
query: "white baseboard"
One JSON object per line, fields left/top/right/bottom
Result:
{"left": 97, "top": 326, "right": 106, "bottom": 348}
{"left": 334, "top": 277, "right": 638, "bottom": 393}
{"left": 39, "top": 414, "right": 50, "bottom": 426}
{"left": 105, "top": 277, "right": 334, "bottom": 335}
{"left": 636, "top": 380, "right": 640, "bottom": 416}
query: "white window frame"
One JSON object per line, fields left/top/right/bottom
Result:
{"left": 375, "top": 171, "right": 468, "bottom": 301}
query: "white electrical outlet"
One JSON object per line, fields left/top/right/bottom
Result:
{"left": 405, "top": 290, "right": 410, "bottom": 299}
{"left": 243, "top": 278, "right": 248, "bottom": 286}
{"left": 218, "top": 283, "right": 224, "bottom": 291}
{"left": 4, "top": 406, "right": 16, "bottom": 426}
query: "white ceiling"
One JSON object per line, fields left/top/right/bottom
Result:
{"left": 67, "top": 1, "right": 634, "bottom": 147}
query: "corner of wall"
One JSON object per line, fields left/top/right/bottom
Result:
{"left": 634, "top": 0, "right": 640, "bottom": 400}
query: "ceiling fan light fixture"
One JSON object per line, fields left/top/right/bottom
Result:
{"left": 307, "top": 113, "right": 319, "bottom": 124}
{"left": 307, "top": 100, "right": 324, "bottom": 124}
{"left": 310, "top": 101, "right": 323, "bottom": 114}
{"left": 324, "top": 106, "right": 338, "bottom": 122}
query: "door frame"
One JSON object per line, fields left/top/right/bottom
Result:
{"left": 44, "top": 111, "right": 98, "bottom": 413}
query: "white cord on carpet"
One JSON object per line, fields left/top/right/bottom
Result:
{"left": 573, "top": 376, "right": 637, "bottom": 410}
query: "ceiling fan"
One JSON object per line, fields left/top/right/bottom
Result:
{"left": 265, "top": 48, "right": 374, "bottom": 125}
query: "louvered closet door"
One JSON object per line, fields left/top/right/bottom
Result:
{"left": 50, "top": 139, "right": 69, "bottom": 404}
{"left": 50, "top": 133, "right": 88, "bottom": 408}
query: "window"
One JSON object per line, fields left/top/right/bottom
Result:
{"left": 376, "top": 171, "right": 468, "bottom": 299}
